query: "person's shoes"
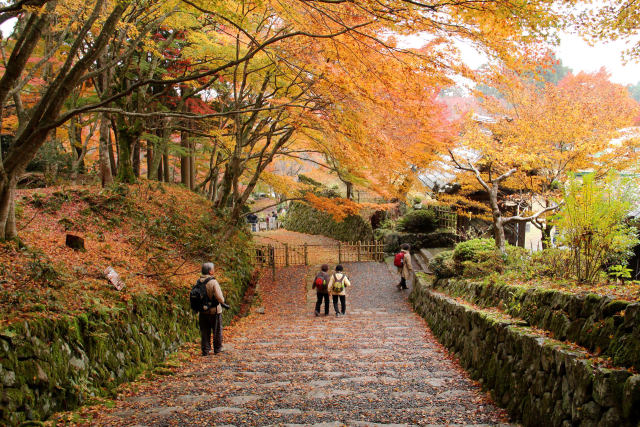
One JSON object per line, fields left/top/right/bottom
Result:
{"left": 315, "top": 311, "right": 320, "bottom": 317}
{"left": 335, "top": 312, "right": 340, "bottom": 317}
{"left": 202, "top": 352, "right": 210, "bottom": 356}
{"left": 214, "top": 348, "right": 223, "bottom": 354}
{"left": 396, "top": 283, "right": 402, "bottom": 289}
{"left": 401, "top": 286, "right": 408, "bottom": 290}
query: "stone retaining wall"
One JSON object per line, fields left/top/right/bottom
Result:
{"left": 410, "top": 277, "right": 640, "bottom": 427}
{"left": 440, "top": 278, "right": 640, "bottom": 371}
{"left": 0, "top": 274, "right": 251, "bottom": 425}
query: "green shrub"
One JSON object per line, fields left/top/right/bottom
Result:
{"left": 530, "top": 248, "right": 571, "bottom": 278}
{"left": 453, "top": 238, "right": 496, "bottom": 263}
{"left": 429, "top": 250, "right": 455, "bottom": 279}
{"left": 555, "top": 173, "right": 639, "bottom": 282}
{"left": 397, "top": 209, "right": 438, "bottom": 233}
{"left": 460, "top": 249, "right": 505, "bottom": 277}
{"left": 283, "top": 202, "right": 373, "bottom": 241}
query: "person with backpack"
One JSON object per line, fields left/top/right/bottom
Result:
{"left": 190, "top": 262, "right": 226, "bottom": 356}
{"left": 312, "top": 264, "right": 331, "bottom": 316}
{"left": 395, "top": 243, "right": 413, "bottom": 290}
{"left": 327, "top": 264, "right": 351, "bottom": 316}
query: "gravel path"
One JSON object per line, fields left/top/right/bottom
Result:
{"left": 80, "top": 262, "right": 509, "bottom": 426}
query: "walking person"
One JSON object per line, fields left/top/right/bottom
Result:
{"left": 395, "top": 243, "right": 413, "bottom": 290}
{"left": 194, "top": 262, "right": 226, "bottom": 356}
{"left": 328, "top": 264, "right": 350, "bottom": 316}
{"left": 312, "top": 264, "right": 331, "bottom": 316}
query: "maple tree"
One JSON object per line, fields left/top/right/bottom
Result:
{"left": 448, "top": 68, "right": 640, "bottom": 252}
{"left": 0, "top": 0, "right": 589, "bottom": 240}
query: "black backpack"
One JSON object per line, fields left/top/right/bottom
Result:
{"left": 189, "top": 278, "right": 218, "bottom": 313}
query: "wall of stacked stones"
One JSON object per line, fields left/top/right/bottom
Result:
{"left": 410, "top": 276, "right": 640, "bottom": 427}
{"left": 0, "top": 273, "right": 251, "bottom": 425}
{"left": 441, "top": 278, "right": 640, "bottom": 371}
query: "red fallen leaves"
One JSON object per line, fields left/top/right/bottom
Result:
{"left": 0, "top": 183, "right": 242, "bottom": 327}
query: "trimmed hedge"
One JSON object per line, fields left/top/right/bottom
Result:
{"left": 283, "top": 202, "right": 373, "bottom": 242}
{"left": 380, "top": 229, "right": 457, "bottom": 253}
{"left": 396, "top": 209, "right": 438, "bottom": 233}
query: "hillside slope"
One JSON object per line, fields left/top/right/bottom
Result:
{"left": 0, "top": 182, "right": 253, "bottom": 326}
{"left": 0, "top": 182, "right": 256, "bottom": 424}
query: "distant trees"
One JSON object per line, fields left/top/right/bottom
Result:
{"left": 450, "top": 69, "right": 639, "bottom": 252}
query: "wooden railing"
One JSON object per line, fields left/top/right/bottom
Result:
{"left": 253, "top": 241, "right": 385, "bottom": 271}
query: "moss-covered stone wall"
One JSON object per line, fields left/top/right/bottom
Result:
{"left": 0, "top": 273, "right": 251, "bottom": 425}
{"left": 283, "top": 202, "right": 373, "bottom": 242}
{"left": 440, "top": 278, "right": 640, "bottom": 371}
{"left": 410, "top": 276, "right": 640, "bottom": 427}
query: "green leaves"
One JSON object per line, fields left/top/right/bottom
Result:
{"left": 555, "top": 173, "right": 640, "bottom": 283}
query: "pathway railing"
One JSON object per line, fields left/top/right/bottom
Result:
{"left": 253, "top": 241, "right": 385, "bottom": 276}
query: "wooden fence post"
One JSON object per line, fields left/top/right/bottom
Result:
{"left": 338, "top": 242, "right": 342, "bottom": 264}
{"left": 357, "top": 241, "right": 361, "bottom": 262}
{"left": 284, "top": 243, "right": 289, "bottom": 267}
{"left": 304, "top": 243, "right": 308, "bottom": 266}
{"left": 270, "top": 245, "right": 276, "bottom": 280}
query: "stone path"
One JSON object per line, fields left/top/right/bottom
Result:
{"left": 80, "top": 263, "right": 509, "bottom": 426}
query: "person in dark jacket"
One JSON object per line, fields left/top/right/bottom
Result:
{"left": 312, "top": 264, "right": 331, "bottom": 316}
{"left": 198, "top": 262, "right": 225, "bottom": 356}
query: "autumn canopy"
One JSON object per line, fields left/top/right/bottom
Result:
{"left": 0, "top": 0, "right": 637, "bottom": 241}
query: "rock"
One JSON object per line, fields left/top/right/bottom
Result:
{"left": 622, "top": 374, "right": 640, "bottom": 418}
{"left": 205, "top": 406, "right": 243, "bottom": 413}
{"left": 145, "top": 406, "right": 183, "bottom": 416}
{"left": 69, "top": 357, "right": 86, "bottom": 372}
{"left": 227, "top": 395, "right": 260, "bottom": 405}
{"left": 598, "top": 407, "right": 622, "bottom": 427}
{"left": 582, "top": 401, "right": 602, "bottom": 421}
{"left": 275, "top": 408, "right": 303, "bottom": 415}
{"left": 593, "top": 368, "right": 631, "bottom": 407}
{"left": 2, "top": 370, "right": 16, "bottom": 387}
{"left": 65, "top": 234, "right": 85, "bottom": 251}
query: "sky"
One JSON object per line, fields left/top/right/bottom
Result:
{"left": 556, "top": 35, "right": 640, "bottom": 85}
{"left": 401, "top": 32, "right": 640, "bottom": 87}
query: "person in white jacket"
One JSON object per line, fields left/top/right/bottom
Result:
{"left": 327, "top": 264, "right": 351, "bottom": 317}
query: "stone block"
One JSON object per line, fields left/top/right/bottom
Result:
{"left": 593, "top": 367, "right": 631, "bottom": 408}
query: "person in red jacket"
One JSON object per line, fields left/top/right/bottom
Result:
{"left": 312, "top": 264, "right": 331, "bottom": 316}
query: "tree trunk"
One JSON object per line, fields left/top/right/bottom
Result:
{"left": 494, "top": 218, "right": 507, "bottom": 253}
{"left": 108, "top": 119, "right": 117, "bottom": 172}
{"left": 517, "top": 220, "right": 526, "bottom": 248}
{"left": 0, "top": 176, "right": 18, "bottom": 240}
{"left": 146, "top": 144, "right": 154, "bottom": 179}
{"left": 98, "top": 113, "right": 113, "bottom": 187}
{"left": 345, "top": 181, "right": 353, "bottom": 200}
{"left": 488, "top": 186, "right": 507, "bottom": 253}
{"left": 189, "top": 135, "right": 196, "bottom": 191}
{"left": 157, "top": 157, "right": 163, "bottom": 182}
{"left": 180, "top": 129, "right": 191, "bottom": 189}
{"left": 132, "top": 140, "right": 140, "bottom": 178}
{"left": 162, "top": 149, "right": 170, "bottom": 182}
{"left": 116, "top": 120, "right": 136, "bottom": 183}
{"left": 541, "top": 224, "right": 552, "bottom": 250}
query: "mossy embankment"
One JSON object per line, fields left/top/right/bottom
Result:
{"left": 0, "top": 182, "right": 255, "bottom": 425}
